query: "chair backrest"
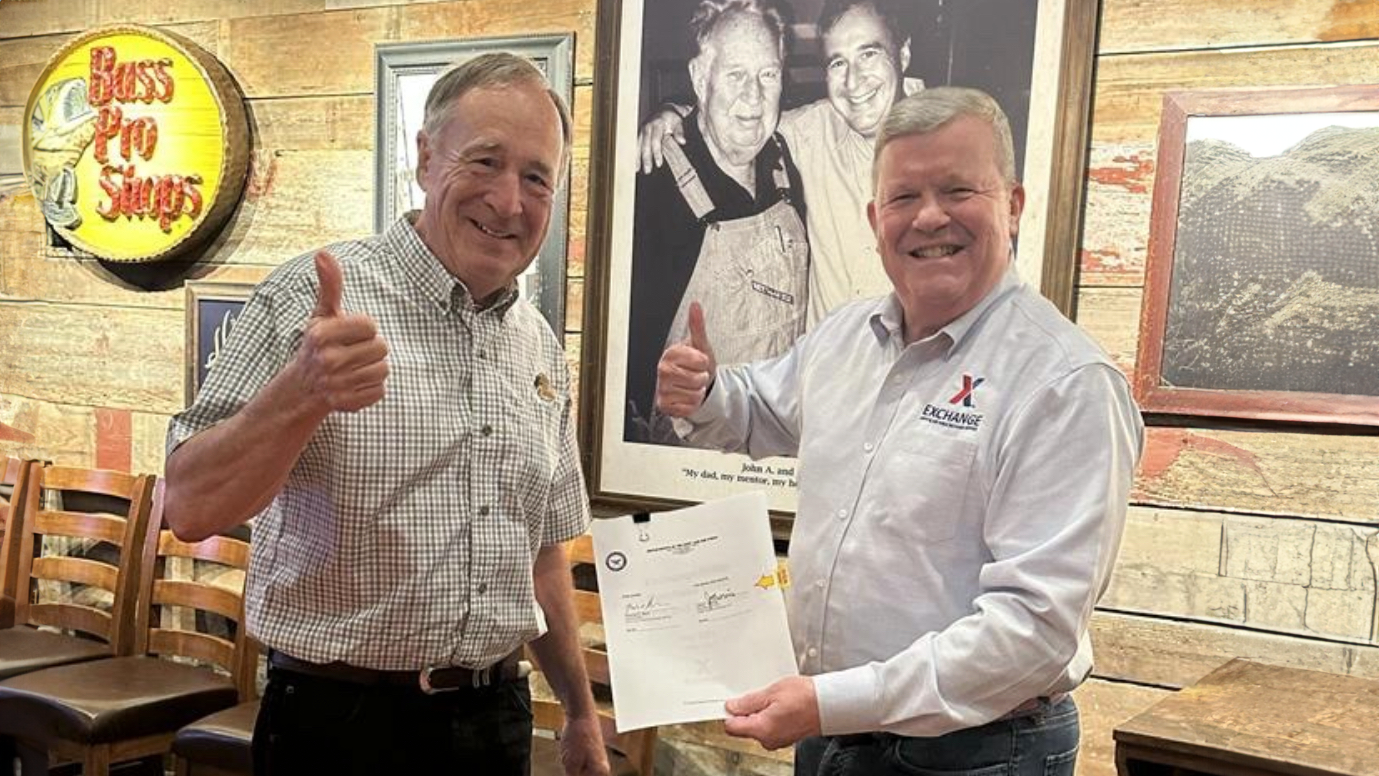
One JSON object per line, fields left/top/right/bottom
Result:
{"left": 0, "top": 456, "right": 35, "bottom": 627}
{"left": 136, "top": 481, "right": 257, "bottom": 701}
{"left": 12, "top": 464, "right": 155, "bottom": 655}
{"left": 531, "top": 534, "right": 658, "bottom": 775}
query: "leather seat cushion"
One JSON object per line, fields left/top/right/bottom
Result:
{"left": 531, "top": 736, "right": 639, "bottom": 776}
{"left": 0, "top": 655, "right": 237, "bottom": 744}
{"left": 0, "top": 627, "right": 110, "bottom": 680}
{"left": 172, "top": 700, "right": 258, "bottom": 774}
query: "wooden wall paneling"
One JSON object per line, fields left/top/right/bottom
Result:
{"left": 1090, "top": 41, "right": 1379, "bottom": 148}
{"left": 248, "top": 96, "right": 375, "bottom": 151}
{"left": 1080, "top": 143, "right": 1156, "bottom": 288}
{"left": 1072, "top": 678, "right": 1171, "bottom": 776}
{"left": 1135, "top": 427, "right": 1379, "bottom": 524}
{"left": 1073, "top": 287, "right": 1140, "bottom": 375}
{"left": 224, "top": 0, "right": 591, "bottom": 100}
{"left": 0, "top": 0, "right": 324, "bottom": 40}
{"left": 0, "top": 392, "right": 97, "bottom": 466}
{"left": 132, "top": 411, "right": 174, "bottom": 476}
{"left": 0, "top": 21, "right": 222, "bottom": 107}
{"left": 0, "top": 303, "right": 183, "bottom": 413}
{"left": 1099, "top": 0, "right": 1379, "bottom": 55}
{"left": 1090, "top": 611, "right": 1379, "bottom": 689}
{"left": 0, "top": 1, "right": 100, "bottom": 42}
{"left": 2, "top": 255, "right": 270, "bottom": 308}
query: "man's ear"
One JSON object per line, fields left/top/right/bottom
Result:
{"left": 415, "top": 130, "right": 431, "bottom": 191}
{"left": 898, "top": 37, "right": 911, "bottom": 75}
{"left": 1008, "top": 182, "right": 1026, "bottom": 239}
{"left": 867, "top": 198, "right": 879, "bottom": 237}
{"left": 688, "top": 53, "right": 709, "bottom": 105}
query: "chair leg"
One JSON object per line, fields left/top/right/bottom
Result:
{"left": 14, "top": 741, "right": 47, "bottom": 776}
{"left": 81, "top": 745, "right": 110, "bottom": 776}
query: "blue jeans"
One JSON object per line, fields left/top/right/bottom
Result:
{"left": 795, "top": 696, "right": 1079, "bottom": 776}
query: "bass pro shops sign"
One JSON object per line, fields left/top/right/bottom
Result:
{"left": 23, "top": 25, "right": 249, "bottom": 262}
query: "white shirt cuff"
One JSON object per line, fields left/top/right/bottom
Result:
{"left": 813, "top": 664, "right": 882, "bottom": 735}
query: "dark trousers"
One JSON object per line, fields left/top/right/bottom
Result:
{"left": 795, "top": 696, "right": 1080, "bottom": 776}
{"left": 252, "top": 665, "right": 533, "bottom": 776}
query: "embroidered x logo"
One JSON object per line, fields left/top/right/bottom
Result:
{"left": 948, "top": 374, "right": 985, "bottom": 408}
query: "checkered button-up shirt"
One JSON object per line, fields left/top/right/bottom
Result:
{"left": 168, "top": 215, "right": 590, "bottom": 670}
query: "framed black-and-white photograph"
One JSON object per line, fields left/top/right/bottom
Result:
{"left": 374, "top": 34, "right": 575, "bottom": 332}
{"left": 185, "top": 280, "right": 256, "bottom": 405}
{"left": 580, "top": 0, "right": 1100, "bottom": 516}
{"left": 1136, "top": 85, "right": 1379, "bottom": 427}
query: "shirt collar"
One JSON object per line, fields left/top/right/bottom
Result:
{"left": 386, "top": 212, "right": 520, "bottom": 318}
{"left": 868, "top": 262, "right": 1023, "bottom": 357}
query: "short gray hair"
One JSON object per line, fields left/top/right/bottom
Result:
{"left": 690, "top": 0, "right": 786, "bottom": 57}
{"left": 873, "top": 87, "right": 1017, "bottom": 186}
{"left": 422, "top": 52, "right": 572, "bottom": 170}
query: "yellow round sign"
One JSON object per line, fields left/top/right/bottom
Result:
{"left": 23, "top": 25, "right": 249, "bottom": 262}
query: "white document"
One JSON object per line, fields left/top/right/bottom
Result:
{"left": 592, "top": 491, "right": 798, "bottom": 732}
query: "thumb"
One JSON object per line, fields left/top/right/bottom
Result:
{"left": 725, "top": 688, "right": 770, "bottom": 717}
{"left": 313, "top": 250, "right": 344, "bottom": 318}
{"left": 686, "top": 301, "right": 714, "bottom": 358}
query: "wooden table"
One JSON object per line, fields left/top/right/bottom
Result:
{"left": 1114, "top": 658, "right": 1379, "bottom": 776}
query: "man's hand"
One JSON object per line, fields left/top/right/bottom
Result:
{"left": 723, "top": 676, "right": 822, "bottom": 751}
{"left": 292, "top": 251, "right": 389, "bottom": 413}
{"left": 559, "top": 714, "right": 611, "bottom": 776}
{"left": 637, "top": 106, "right": 688, "bottom": 173}
{"left": 655, "top": 302, "right": 717, "bottom": 418}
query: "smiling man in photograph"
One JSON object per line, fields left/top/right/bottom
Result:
{"left": 164, "top": 53, "right": 607, "bottom": 776}
{"left": 656, "top": 87, "right": 1143, "bottom": 776}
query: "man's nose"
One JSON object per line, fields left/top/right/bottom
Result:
{"left": 845, "top": 63, "right": 861, "bottom": 92}
{"left": 742, "top": 76, "right": 764, "bottom": 104}
{"left": 910, "top": 196, "right": 949, "bottom": 231}
{"left": 485, "top": 171, "right": 522, "bottom": 218}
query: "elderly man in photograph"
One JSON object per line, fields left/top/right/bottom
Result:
{"left": 656, "top": 87, "right": 1143, "bottom": 776}
{"left": 163, "top": 53, "right": 608, "bottom": 776}
{"left": 624, "top": 0, "right": 809, "bottom": 443}
{"left": 641, "top": 0, "right": 921, "bottom": 328}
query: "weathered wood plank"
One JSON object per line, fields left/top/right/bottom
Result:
{"left": 2, "top": 254, "right": 270, "bottom": 309}
{"left": 1072, "top": 678, "right": 1171, "bottom": 776}
{"left": 1080, "top": 143, "right": 1155, "bottom": 288}
{"left": 1073, "top": 287, "right": 1139, "bottom": 376}
{"left": 0, "top": 0, "right": 320, "bottom": 40}
{"left": 564, "top": 277, "right": 584, "bottom": 336}
{"left": 0, "top": 303, "right": 183, "bottom": 413}
{"left": 1091, "top": 41, "right": 1379, "bottom": 147}
{"left": 1100, "top": 0, "right": 1379, "bottom": 55}
{"left": 0, "top": 22, "right": 222, "bottom": 107}
{"left": 0, "top": 392, "right": 97, "bottom": 467}
{"left": 132, "top": 411, "right": 172, "bottom": 476}
{"left": 248, "top": 96, "right": 375, "bottom": 151}
{"left": 1135, "top": 427, "right": 1379, "bottom": 525}
{"left": 224, "top": 0, "right": 593, "bottom": 100}
{"left": 1090, "top": 610, "right": 1379, "bottom": 689}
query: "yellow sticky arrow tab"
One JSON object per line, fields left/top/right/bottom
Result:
{"left": 776, "top": 560, "right": 791, "bottom": 589}
{"left": 755, "top": 573, "right": 777, "bottom": 590}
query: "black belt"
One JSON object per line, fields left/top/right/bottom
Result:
{"left": 268, "top": 650, "right": 529, "bottom": 694}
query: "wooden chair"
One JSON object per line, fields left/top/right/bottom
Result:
{"left": 0, "top": 480, "right": 253, "bottom": 775}
{"left": 0, "top": 463, "right": 153, "bottom": 681}
{"left": 0, "top": 455, "right": 34, "bottom": 628}
{"left": 530, "top": 534, "right": 659, "bottom": 776}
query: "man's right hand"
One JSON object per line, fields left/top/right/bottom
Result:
{"left": 293, "top": 250, "right": 389, "bottom": 413}
{"left": 655, "top": 302, "right": 716, "bottom": 418}
{"left": 637, "top": 105, "right": 688, "bottom": 174}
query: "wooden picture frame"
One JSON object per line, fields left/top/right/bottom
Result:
{"left": 373, "top": 34, "right": 574, "bottom": 333}
{"left": 579, "top": 0, "right": 1101, "bottom": 517}
{"left": 184, "top": 281, "right": 255, "bottom": 405}
{"left": 1135, "top": 86, "right": 1379, "bottom": 426}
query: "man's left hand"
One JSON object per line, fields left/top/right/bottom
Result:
{"left": 723, "top": 676, "right": 822, "bottom": 750}
{"left": 560, "top": 715, "right": 610, "bottom": 776}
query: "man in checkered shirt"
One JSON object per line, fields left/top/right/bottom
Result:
{"left": 164, "top": 53, "right": 608, "bottom": 776}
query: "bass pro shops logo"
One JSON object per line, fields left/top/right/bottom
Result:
{"left": 919, "top": 373, "right": 985, "bottom": 431}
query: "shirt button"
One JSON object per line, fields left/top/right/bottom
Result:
{"left": 836, "top": 508, "right": 848, "bottom": 519}
{"left": 806, "top": 646, "right": 818, "bottom": 658}
{"left": 815, "top": 579, "right": 826, "bottom": 589}
{"left": 478, "top": 350, "right": 488, "bottom": 360}
{"left": 863, "top": 442, "right": 874, "bottom": 453}
{"left": 480, "top": 424, "right": 493, "bottom": 437}
{"left": 477, "top": 582, "right": 488, "bottom": 595}
{"left": 477, "top": 506, "right": 490, "bottom": 517}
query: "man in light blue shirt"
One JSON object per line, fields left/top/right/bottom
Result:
{"left": 656, "top": 87, "right": 1143, "bottom": 776}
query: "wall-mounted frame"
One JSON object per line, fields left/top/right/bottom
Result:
{"left": 1135, "top": 85, "right": 1379, "bottom": 427}
{"left": 185, "top": 280, "right": 255, "bottom": 405}
{"left": 579, "top": 0, "right": 1101, "bottom": 517}
{"left": 374, "top": 34, "right": 574, "bottom": 333}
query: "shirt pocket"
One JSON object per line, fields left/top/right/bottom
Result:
{"left": 872, "top": 431, "right": 978, "bottom": 543}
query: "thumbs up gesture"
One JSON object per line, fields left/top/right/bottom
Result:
{"left": 655, "top": 302, "right": 717, "bottom": 418}
{"left": 293, "top": 251, "right": 389, "bottom": 413}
